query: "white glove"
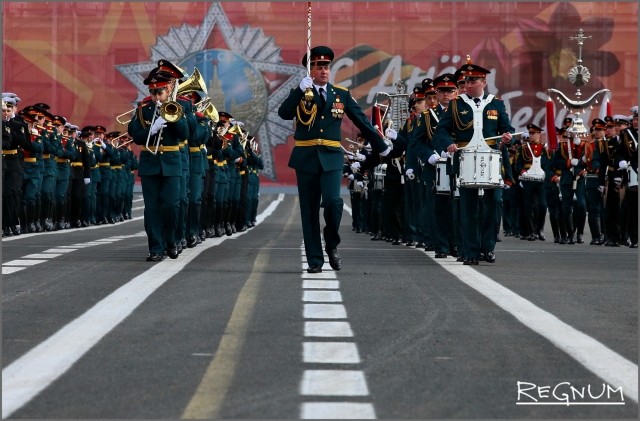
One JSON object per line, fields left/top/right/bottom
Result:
{"left": 356, "top": 181, "right": 364, "bottom": 189}
{"left": 354, "top": 153, "right": 366, "bottom": 162}
{"left": 83, "top": 177, "right": 91, "bottom": 185}
{"left": 619, "top": 160, "right": 629, "bottom": 170}
{"left": 381, "top": 163, "right": 388, "bottom": 170}
{"left": 573, "top": 137, "right": 581, "bottom": 145}
{"left": 405, "top": 168, "right": 414, "bottom": 178}
{"left": 30, "top": 128, "right": 39, "bottom": 136}
{"left": 350, "top": 162, "right": 360, "bottom": 172}
{"left": 149, "top": 116, "right": 167, "bottom": 136}
{"left": 348, "top": 174, "right": 355, "bottom": 180}
{"left": 299, "top": 76, "right": 314, "bottom": 91}
{"left": 581, "top": 155, "right": 587, "bottom": 163}
{"left": 519, "top": 181, "right": 524, "bottom": 188}
{"left": 101, "top": 141, "right": 107, "bottom": 150}
{"left": 440, "top": 150, "right": 452, "bottom": 159}
{"left": 202, "top": 145, "right": 207, "bottom": 154}
{"left": 598, "top": 185, "right": 604, "bottom": 193}
{"left": 428, "top": 153, "right": 439, "bottom": 166}
{"left": 501, "top": 183, "right": 511, "bottom": 190}
{"left": 379, "top": 146, "right": 392, "bottom": 157}
{"left": 385, "top": 128, "right": 398, "bottom": 140}
{"left": 570, "top": 158, "right": 579, "bottom": 166}
{"left": 234, "top": 157, "right": 241, "bottom": 163}
{"left": 614, "top": 177, "right": 622, "bottom": 186}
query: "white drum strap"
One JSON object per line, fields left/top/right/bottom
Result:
{"left": 526, "top": 142, "right": 542, "bottom": 169}
{"left": 460, "top": 93, "right": 495, "bottom": 148}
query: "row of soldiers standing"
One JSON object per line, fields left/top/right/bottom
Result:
{"left": 344, "top": 68, "right": 638, "bottom": 260}
{"left": 2, "top": 95, "right": 137, "bottom": 236}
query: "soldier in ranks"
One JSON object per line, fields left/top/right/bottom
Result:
{"left": 583, "top": 119, "right": 605, "bottom": 244}
{"left": 432, "top": 60, "right": 515, "bottom": 265}
{"left": 515, "top": 123, "right": 547, "bottom": 241}
{"left": 453, "top": 68, "right": 466, "bottom": 96}
{"left": 551, "top": 127, "right": 584, "bottom": 244}
{"left": 114, "top": 137, "right": 129, "bottom": 222}
{"left": 127, "top": 60, "right": 190, "bottom": 261}
{"left": 213, "top": 112, "right": 233, "bottom": 237}
{"left": 278, "top": 45, "right": 391, "bottom": 272}
{"left": 30, "top": 103, "right": 54, "bottom": 232}
{"left": 17, "top": 106, "right": 45, "bottom": 233}
{"left": 44, "top": 115, "right": 67, "bottom": 230}
{"left": 67, "top": 129, "right": 91, "bottom": 228}
{"left": 183, "top": 91, "right": 209, "bottom": 247}
{"left": 611, "top": 115, "right": 632, "bottom": 246}
{"left": 37, "top": 109, "right": 60, "bottom": 231}
{"left": 230, "top": 124, "right": 247, "bottom": 233}
{"left": 615, "top": 108, "right": 638, "bottom": 248}
{"left": 600, "top": 116, "right": 622, "bottom": 246}
{"left": 123, "top": 135, "right": 138, "bottom": 220}
{"left": 245, "top": 135, "right": 263, "bottom": 227}
{"left": 235, "top": 127, "right": 251, "bottom": 232}
{"left": 53, "top": 123, "right": 75, "bottom": 230}
{"left": 2, "top": 95, "right": 28, "bottom": 236}
{"left": 176, "top": 109, "right": 192, "bottom": 253}
{"left": 412, "top": 76, "right": 445, "bottom": 258}
{"left": 502, "top": 140, "right": 520, "bottom": 238}
{"left": 542, "top": 128, "right": 564, "bottom": 243}
{"left": 202, "top": 112, "right": 222, "bottom": 238}
{"left": 90, "top": 125, "right": 108, "bottom": 225}
{"left": 95, "top": 128, "right": 114, "bottom": 225}
{"left": 79, "top": 126, "right": 97, "bottom": 226}
{"left": 344, "top": 142, "right": 366, "bottom": 234}
{"left": 403, "top": 85, "right": 429, "bottom": 248}
{"left": 380, "top": 106, "right": 410, "bottom": 246}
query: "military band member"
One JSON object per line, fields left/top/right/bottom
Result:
{"left": 601, "top": 115, "right": 624, "bottom": 246}
{"left": 2, "top": 96, "right": 27, "bottom": 236}
{"left": 128, "top": 60, "right": 189, "bottom": 261}
{"left": 516, "top": 123, "right": 547, "bottom": 241}
{"left": 278, "top": 45, "right": 391, "bottom": 273}
{"left": 615, "top": 107, "right": 638, "bottom": 248}
{"left": 584, "top": 119, "right": 605, "bottom": 244}
{"left": 432, "top": 60, "right": 515, "bottom": 265}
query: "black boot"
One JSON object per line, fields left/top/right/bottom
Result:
{"left": 550, "top": 215, "right": 560, "bottom": 243}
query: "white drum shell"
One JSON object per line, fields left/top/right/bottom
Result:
{"left": 435, "top": 159, "right": 450, "bottom": 194}
{"left": 458, "top": 148, "right": 503, "bottom": 189}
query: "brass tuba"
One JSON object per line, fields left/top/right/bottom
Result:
{"left": 160, "top": 67, "right": 209, "bottom": 123}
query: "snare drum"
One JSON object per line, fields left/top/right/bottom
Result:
{"left": 435, "top": 159, "right": 450, "bottom": 194}
{"left": 458, "top": 148, "right": 503, "bottom": 189}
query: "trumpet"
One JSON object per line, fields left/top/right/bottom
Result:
{"left": 35, "top": 124, "right": 55, "bottom": 134}
{"left": 195, "top": 97, "right": 219, "bottom": 122}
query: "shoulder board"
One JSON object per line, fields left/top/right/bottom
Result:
{"left": 333, "top": 85, "right": 348, "bottom": 91}
{"left": 138, "top": 98, "right": 153, "bottom": 107}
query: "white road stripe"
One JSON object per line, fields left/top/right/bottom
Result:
{"left": 303, "top": 291, "right": 342, "bottom": 302}
{"left": 3, "top": 259, "right": 47, "bottom": 266}
{"left": 303, "top": 280, "right": 340, "bottom": 289}
{"left": 302, "top": 271, "right": 338, "bottom": 279}
{"left": 22, "top": 253, "right": 62, "bottom": 259}
{"left": 1, "top": 194, "right": 285, "bottom": 419}
{"left": 300, "top": 370, "right": 369, "bottom": 396}
{"left": 303, "top": 342, "right": 360, "bottom": 364}
{"left": 300, "top": 402, "right": 375, "bottom": 419}
{"left": 42, "top": 248, "right": 76, "bottom": 254}
{"left": 428, "top": 252, "right": 639, "bottom": 403}
{"left": 303, "top": 304, "right": 347, "bottom": 319}
{"left": 2, "top": 267, "right": 26, "bottom": 275}
{"left": 304, "top": 321, "right": 354, "bottom": 338}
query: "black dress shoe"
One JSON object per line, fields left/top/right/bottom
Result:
{"left": 449, "top": 247, "right": 458, "bottom": 257}
{"left": 456, "top": 256, "right": 465, "bottom": 262}
{"left": 146, "top": 253, "right": 163, "bottom": 262}
{"left": 167, "top": 244, "right": 179, "bottom": 259}
{"left": 576, "top": 234, "right": 584, "bottom": 244}
{"left": 307, "top": 265, "right": 322, "bottom": 273}
{"left": 631, "top": 243, "right": 638, "bottom": 249}
{"left": 424, "top": 244, "right": 435, "bottom": 251}
{"left": 392, "top": 239, "right": 402, "bottom": 245}
{"left": 463, "top": 258, "right": 479, "bottom": 265}
{"left": 405, "top": 241, "right": 415, "bottom": 247}
{"left": 538, "top": 232, "right": 546, "bottom": 241}
{"left": 435, "top": 252, "right": 447, "bottom": 258}
{"left": 527, "top": 234, "right": 536, "bottom": 241}
{"left": 483, "top": 251, "right": 496, "bottom": 263}
{"left": 187, "top": 236, "right": 198, "bottom": 248}
{"left": 325, "top": 248, "right": 342, "bottom": 271}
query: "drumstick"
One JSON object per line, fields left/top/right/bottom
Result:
{"left": 483, "top": 132, "right": 524, "bottom": 142}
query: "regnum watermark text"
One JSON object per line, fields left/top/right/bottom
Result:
{"left": 517, "top": 381, "right": 625, "bottom": 406}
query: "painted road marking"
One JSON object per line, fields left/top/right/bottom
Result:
{"left": 302, "top": 280, "right": 339, "bottom": 289}
{"left": 304, "top": 321, "right": 354, "bottom": 338}
{"left": 302, "top": 291, "right": 342, "bottom": 302}
{"left": 303, "top": 342, "right": 361, "bottom": 364}
{"left": 300, "top": 370, "right": 369, "bottom": 396}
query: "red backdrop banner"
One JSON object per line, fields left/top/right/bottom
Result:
{"left": 3, "top": 2, "right": 637, "bottom": 185}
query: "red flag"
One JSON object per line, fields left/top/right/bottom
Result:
{"left": 546, "top": 99, "right": 557, "bottom": 150}
{"left": 371, "top": 104, "right": 384, "bottom": 137}
{"left": 606, "top": 99, "right": 613, "bottom": 117}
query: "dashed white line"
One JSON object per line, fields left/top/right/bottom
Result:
{"left": 303, "top": 342, "right": 361, "bottom": 364}
{"left": 302, "top": 291, "right": 342, "bottom": 302}
{"left": 304, "top": 321, "right": 354, "bottom": 338}
{"left": 301, "top": 370, "right": 369, "bottom": 396}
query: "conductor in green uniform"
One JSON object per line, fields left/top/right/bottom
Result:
{"left": 278, "top": 46, "right": 391, "bottom": 273}
{"left": 128, "top": 60, "right": 190, "bottom": 262}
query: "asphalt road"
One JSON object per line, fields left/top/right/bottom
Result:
{"left": 2, "top": 192, "right": 638, "bottom": 419}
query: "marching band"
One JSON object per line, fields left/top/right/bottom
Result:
{"left": 2, "top": 59, "right": 263, "bottom": 262}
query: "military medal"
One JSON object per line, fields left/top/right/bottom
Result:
{"left": 331, "top": 97, "right": 344, "bottom": 118}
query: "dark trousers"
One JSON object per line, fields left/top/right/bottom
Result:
{"left": 141, "top": 174, "right": 180, "bottom": 255}
{"left": 459, "top": 187, "right": 498, "bottom": 259}
{"left": 296, "top": 169, "right": 343, "bottom": 267}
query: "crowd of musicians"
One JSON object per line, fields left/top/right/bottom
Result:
{"left": 2, "top": 60, "right": 264, "bottom": 261}
{"left": 344, "top": 67, "right": 638, "bottom": 264}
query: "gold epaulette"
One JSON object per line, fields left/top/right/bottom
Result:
{"left": 333, "top": 85, "right": 348, "bottom": 91}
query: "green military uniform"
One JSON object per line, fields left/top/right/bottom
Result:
{"left": 432, "top": 70, "right": 514, "bottom": 264}
{"left": 128, "top": 97, "right": 189, "bottom": 259}
{"left": 277, "top": 46, "right": 387, "bottom": 270}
